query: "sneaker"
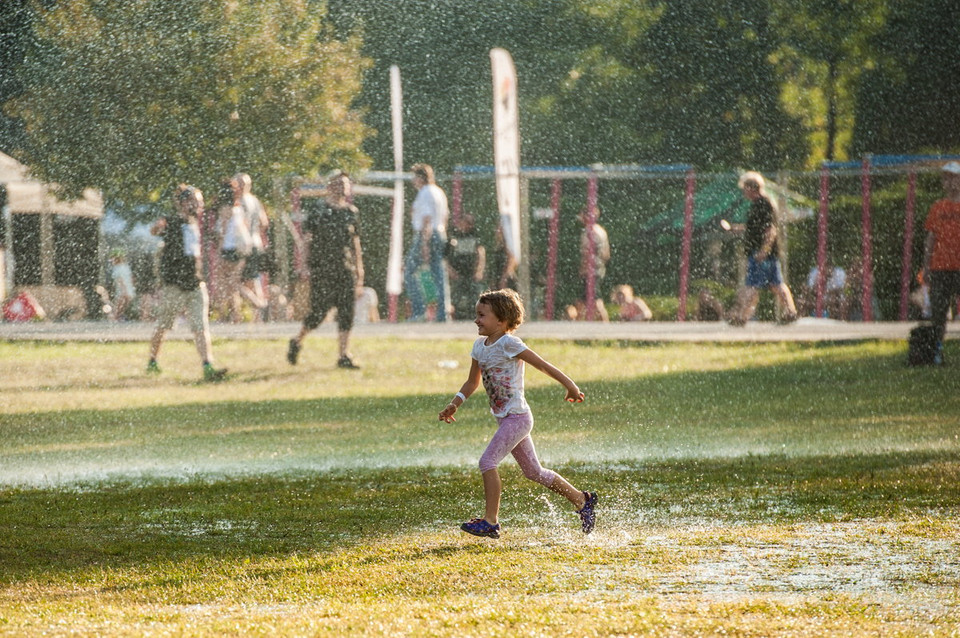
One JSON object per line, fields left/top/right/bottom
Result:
{"left": 577, "top": 491, "right": 598, "bottom": 534}
{"left": 287, "top": 339, "right": 301, "bottom": 365}
{"left": 726, "top": 314, "right": 747, "bottom": 327}
{"left": 777, "top": 311, "right": 798, "bottom": 325}
{"left": 337, "top": 355, "right": 360, "bottom": 370}
{"left": 203, "top": 364, "right": 228, "bottom": 382}
{"left": 460, "top": 517, "right": 500, "bottom": 538}
{"left": 146, "top": 360, "right": 161, "bottom": 374}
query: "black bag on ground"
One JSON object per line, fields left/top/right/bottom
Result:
{"left": 908, "top": 324, "right": 939, "bottom": 366}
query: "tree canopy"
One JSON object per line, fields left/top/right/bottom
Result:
{"left": 7, "top": 0, "right": 370, "bottom": 203}
{"left": 0, "top": 0, "right": 957, "bottom": 207}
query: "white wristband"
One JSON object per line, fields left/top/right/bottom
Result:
{"left": 455, "top": 392, "right": 466, "bottom": 403}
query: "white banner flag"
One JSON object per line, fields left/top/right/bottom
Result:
{"left": 490, "top": 48, "right": 521, "bottom": 264}
{"left": 386, "top": 65, "right": 404, "bottom": 296}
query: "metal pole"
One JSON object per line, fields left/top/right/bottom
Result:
{"left": 584, "top": 173, "right": 598, "bottom": 320}
{"left": 518, "top": 177, "right": 531, "bottom": 307}
{"left": 899, "top": 170, "right": 916, "bottom": 321}
{"left": 677, "top": 169, "right": 696, "bottom": 321}
{"left": 815, "top": 165, "right": 830, "bottom": 318}
{"left": 452, "top": 170, "right": 463, "bottom": 226}
{"left": 545, "top": 179, "right": 561, "bottom": 321}
{"left": 860, "top": 156, "right": 874, "bottom": 322}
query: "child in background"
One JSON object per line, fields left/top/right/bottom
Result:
{"left": 439, "top": 289, "right": 597, "bottom": 538}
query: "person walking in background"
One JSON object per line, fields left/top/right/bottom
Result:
{"left": 236, "top": 173, "right": 269, "bottom": 315}
{"left": 438, "top": 288, "right": 597, "bottom": 539}
{"left": 213, "top": 177, "right": 250, "bottom": 323}
{"left": 287, "top": 171, "right": 364, "bottom": 369}
{"left": 922, "top": 161, "right": 960, "bottom": 364}
{"left": 726, "top": 171, "right": 798, "bottom": 326}
{"left": 404, "top": 163, "right": 451, "bottom": 321}
{"left": 446, "top": 213, "right": 486, "bottom": 320}
{"left": 147, "top": 185, "right": 227, "bottom": 382}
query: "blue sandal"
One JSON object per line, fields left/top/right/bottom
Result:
{"left": 460, "top": 517, "right": 501, "bottom": 538}
{"left": 577, "top": 491, "right": 598, "bottom": 534}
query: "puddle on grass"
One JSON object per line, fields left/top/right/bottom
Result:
{"left": 139, "top": 510, "right": 258, "bottom": 539}
{"left": 545, "top": 519, "right": 960, "bottom": 617}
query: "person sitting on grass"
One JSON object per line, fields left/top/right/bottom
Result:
{"left": 611, "top": 284, "right": 652, "bottom": 321}
{"left": 438, "top": 288, "right": 597, "bottom": 539}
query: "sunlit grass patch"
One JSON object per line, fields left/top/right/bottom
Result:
{"left": 1, "top": 338, "right": 960, "bottom": 634}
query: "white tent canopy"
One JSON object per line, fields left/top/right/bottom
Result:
{"left": 0, "top": 152, "right": 102, "bottom": 218}
{"left": 1, "top": 151, "right": 103, "bottom": 317}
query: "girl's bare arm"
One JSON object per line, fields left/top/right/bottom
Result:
{"left": 517, "top": 348, "right": 584, "bottom": 403}
{"left": 439, "top": 359, "right": 482, "bottom": 422}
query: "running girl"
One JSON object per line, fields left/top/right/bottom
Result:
{"left": 439, "top": 288, "right": 597, "bottom": 538}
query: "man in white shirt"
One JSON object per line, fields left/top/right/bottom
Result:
{"left": 404, "top": 163, "right": 451, "bottom": 321}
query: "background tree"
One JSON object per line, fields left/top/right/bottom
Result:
{"left": 531, "top": 0, "right": 810, "bottom": 170}
{"left": 769, "top": 0, "right": 887, "bottom": 164}
{"left": 852, "top": 0, "right": 960, "bottom": 155}
{"left": 331, "top": 0, "right": 808, "bottom": 173}
{"left": 0, "top": 0, "right": 31, "bottom": 155}
{"left": 327, "top": 0, "right": 594, "bottom": 173}
{"left": 8, "top": 0, "right": 370, "bottom": 205}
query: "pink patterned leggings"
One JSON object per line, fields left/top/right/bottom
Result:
{"left": 478, "top": 411, "right": 556, "bottom": 487}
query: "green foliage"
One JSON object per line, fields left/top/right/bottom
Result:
{"left": 9, "top": 0, "right": 371, "bottom": 203}
{"left": 853, "top": 0, "right": 960, "bottom": 154}
{"left": 769, "top": 0, "right": 887, "bottom": 164}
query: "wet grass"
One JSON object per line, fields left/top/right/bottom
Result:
{"left": 0, "top": 336, "right": 959, "bottom": 635}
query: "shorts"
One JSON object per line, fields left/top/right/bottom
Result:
{"left": 155, "top": 283, "right": 210, "bottom": 334}
{"left": 745, "top": 255, "right": 784, "bottom": 288}
{"left": 303, "top": 275, "right": 356, "bottom": 332}
{"left": 242, "top": 249, "right": 262, "bottom": 280}
{"left": 221, "top": 249, "right": 245, "bottom": 263}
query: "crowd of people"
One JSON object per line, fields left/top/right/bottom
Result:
{"left": 93, "top": 160, "right": 960, "bottom": 382}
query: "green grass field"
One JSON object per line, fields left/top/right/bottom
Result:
{"left": 1, "top": 336, "right": 959, "bottom": 636}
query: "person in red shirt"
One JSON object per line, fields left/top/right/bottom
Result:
{"left": 922, "top": 161, "right": 960, "bottom": 363}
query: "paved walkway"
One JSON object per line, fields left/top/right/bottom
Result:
{"left": 0, "top": 317, "right": 948, "bottom": 343}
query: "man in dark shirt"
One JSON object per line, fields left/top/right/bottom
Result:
{"left": 726, "top": 171, "right": 798, "bottom": 326}
{"left": 287, "top": 171, "right": 365, "bottom": 369}
{"left": 147, "top": 185, "right": 227, "bottom": 381}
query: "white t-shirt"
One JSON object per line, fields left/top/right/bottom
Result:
{"left": 240, "top": 192, "right": 266, "bottom": 249}
{"left": 411, "top": 183, "right": 449, "bottom": 233}
{"left": 220, "top": 205, "right": 250, "bottom": 252}
{"left": 182, "top": 222, "right": 201, "bottom": 258}
{"left": 471, "top": 333, "right": 530, "bottom": 417}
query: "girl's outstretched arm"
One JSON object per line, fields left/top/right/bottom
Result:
{"left": 517, "top": 348, "right": 584, "bottom": 403}
{"left": 439, "top": 359, "right": 482, "bottom": 422}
